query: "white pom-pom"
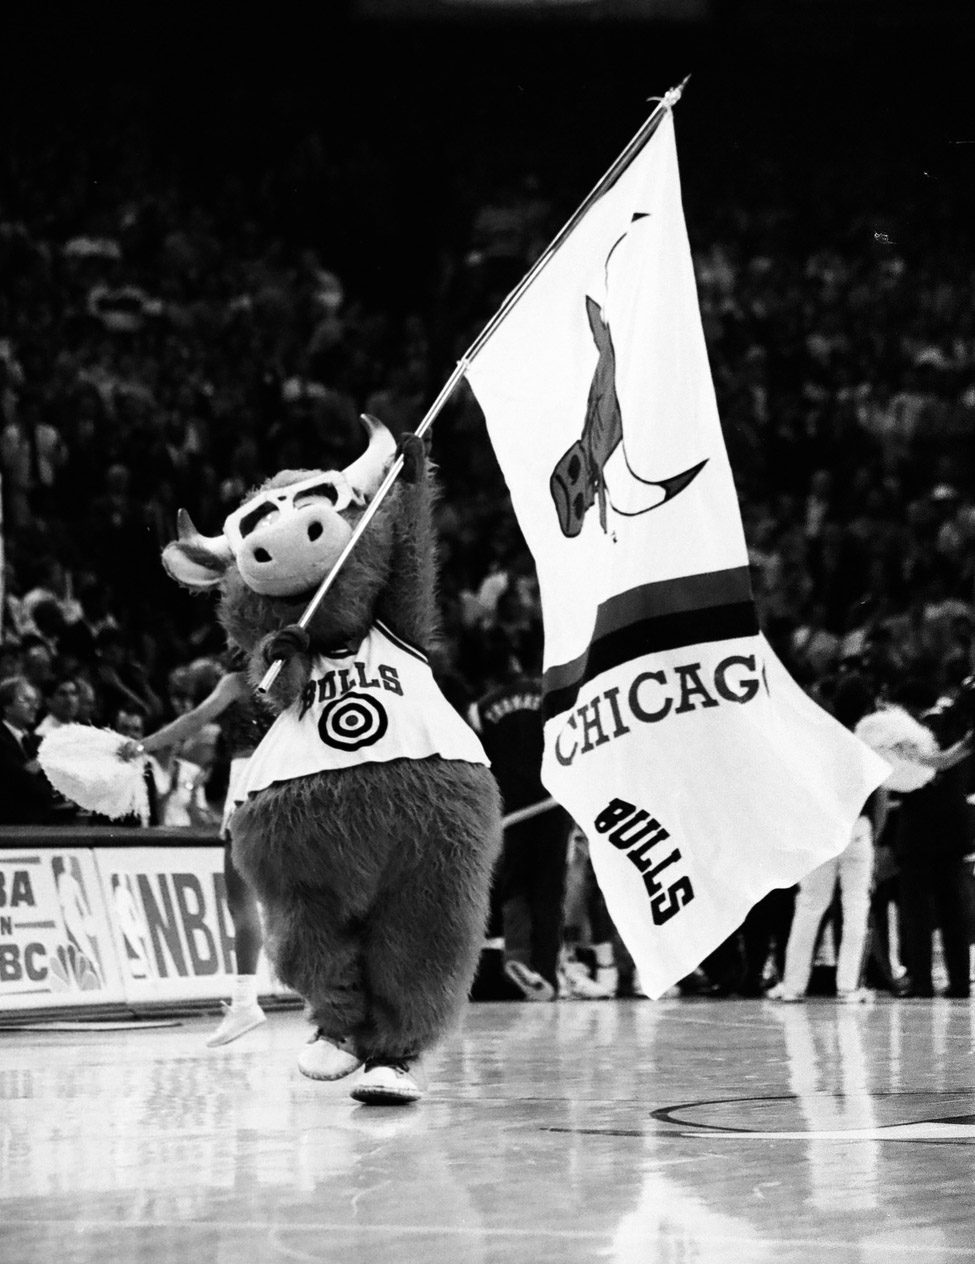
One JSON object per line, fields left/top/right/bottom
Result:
{"left": 37, "top": 724, "right": 150, "bottom": 823}
{"left": 854, "top": 706, "right": 937, "bottom": 794}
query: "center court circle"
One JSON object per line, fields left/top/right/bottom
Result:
{"left": 318, "top": 692, "right": 389, "bottom": 751}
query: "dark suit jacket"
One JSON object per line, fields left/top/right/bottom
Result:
{"left": 0, "top": 723, "right": 66, "bottom": 825}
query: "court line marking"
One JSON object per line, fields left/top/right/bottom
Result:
{"left": 651, "top": 1090, "right": 975, "bottom": 1131}
{"left": 3, "top": 1219, "right": 975, "bottom": 1253}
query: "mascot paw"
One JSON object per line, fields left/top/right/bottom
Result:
{"left": 264, "top": 624, "right": 311, "bottom": 665}
{"left": 396, "top": 432, "right": 427, "bottom": 485}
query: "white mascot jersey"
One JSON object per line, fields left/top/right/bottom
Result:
{"left": 238, "top": 621, "right": 488, "bottom": 801}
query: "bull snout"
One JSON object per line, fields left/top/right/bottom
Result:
{"left": 237, "top": 504, "right": 352, "bottom": 597}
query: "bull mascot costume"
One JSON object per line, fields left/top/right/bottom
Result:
{"left": 161, "top": 417, "right": 502, "bottom": 1104}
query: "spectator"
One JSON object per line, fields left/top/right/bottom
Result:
{"left": 120, "top": 662, "right": 272, "bottom": 1045}
{"left": 771, "top": 673, "right": 890, "bottom": 1004}
{"left": 467, "top": 631, "right": 607, "bottom": 1001}
{"left": 887, "top": 676, "right": 974, "bottom": 998}
{"left": 20, "top": 635, "right": 54, "bottom": 694}
{"left": 0, "top": 639, "right": 23, "bottom": 681}
{"left": 0, "top": 675, "right": 74, "bottom": 824}
{"left": 75, "top": 679, "right": 98, "bottom": 725}
{"left": 35, "top": 675, "right": 80, "bottom": 735}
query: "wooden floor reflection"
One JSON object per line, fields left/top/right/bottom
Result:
{"left": 2, "top": 995, "right": 974, "bottom": 1263}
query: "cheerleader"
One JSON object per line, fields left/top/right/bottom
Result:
{"left": 121, "top": 657, "right": 273, "bottom": 1045}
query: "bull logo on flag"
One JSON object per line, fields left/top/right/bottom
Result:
{"left": 550, "top": 215, "right": 707, "bottom": 538}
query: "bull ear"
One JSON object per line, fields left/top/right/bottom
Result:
{"left": 161, "top": 510, "right": 234, "bottom": 590}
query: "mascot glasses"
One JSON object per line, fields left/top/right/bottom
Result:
{"left": 223, "top": 471, "right": 365, "bottom": 552}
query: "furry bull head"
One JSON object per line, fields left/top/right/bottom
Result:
{"left": 162, "top": 414, "right": 397, "bottom": 597}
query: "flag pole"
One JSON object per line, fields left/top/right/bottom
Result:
{"left": 464, "top": 75, "right": 690, "bottom": 363}
{"left": 258, "top": 77, "right": 689, "bottom": 694}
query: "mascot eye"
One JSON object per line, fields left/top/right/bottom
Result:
{"left": 238, "top": 501, "right": 278, "bottom": 538}
{"left": 294, "top": 482, "right": 338, "bottom": 507}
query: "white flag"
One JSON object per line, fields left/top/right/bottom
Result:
{"left": 465, "top": 106, "right": 889, "bottom": 997}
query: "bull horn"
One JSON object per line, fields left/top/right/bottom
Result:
{"left": 174, "top": 508, "right": 234, "bottom": 566}
{"left": 343, "top": 414, "right": 397, "bottom": 500}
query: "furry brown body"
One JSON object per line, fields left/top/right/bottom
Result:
{"left": 181, "top": 437, "right": 502, "bottom": 1061}
{"left": 232, "top": 758, "right": 499, "bottom": 1056}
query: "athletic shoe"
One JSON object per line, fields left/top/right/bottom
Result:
{"left": 297, "top": 1031, "right": 362, "bottom": 1081}
{"left": 559, "top": 959, "right": 614, "bottom": 1000}
{"left": 206, "top": 1001, "right": 267, "bottom": 1047}
{"left": 504, "top": 959, "right": 556, "bottom": 1002}
{"left": 835, "top": 987, "right": 875, "bottom": 1005}
{"left": 766, "top": 983, "right": 804, "bottom": 1003}
{"left": 350, "top": 1058, "right": 426, "bottom": 1105}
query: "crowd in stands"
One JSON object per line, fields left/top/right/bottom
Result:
{"left": 2, "top": 78, "right": 974, "bottom": 1000}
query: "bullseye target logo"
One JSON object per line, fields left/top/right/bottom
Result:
{"left": 318, "top": 692, "right": 389, "bottom": 751}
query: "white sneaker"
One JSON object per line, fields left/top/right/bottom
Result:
{"left": 504, "top": 960, "right": 556, "bottom": 1002}
{"left": 559, "top": 960, "right": 614, "bottom": 1000}
{"left": 297, "top": 1032, "right": 362, "bottom": 1081}
{"left": 350, "top": 1058, "right": 426, "bottom": 1105}
{"left": 835, "top": 987, "right": 875, "bottom": 1005}
{"left": 206, "top": 1001, "right": 267, "bottom": 1047}
{"left": 766, "top": 983, "right": 804, "bottom": 1003}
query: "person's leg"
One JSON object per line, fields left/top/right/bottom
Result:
{"left": 583, "top": 850, "right": 621, "bottom": 992}
{"left": 780, "top": 858, "right": 840, "bottom": 997}
{"left": 524, "top": 809, "right": 571, "bottom": 991}
{"left": 932, "top": 858, "right": 972, "bottom": 997}
{"left": 769, "top": 886, "right": 797, "bottom": 984}
{"left": 470, "top": 834, "right": 525, "bottom": 1001}
{"left": 226, "top": 841, "right": 263, "bottom": 976}
{"left": 556, "top": 857, "right": 615, "bottom": 998}
{"left": 207, "top": 838, "right": 267, "bottom": 1047}
{"left": 866, "top": 869, "right": 901, "bottom": 991}
{"left": 500, "top": 820, "right": 530, "bottom": 964}
{"left": 741, "top": 888, "right": 795, "bottom": 995}
{"left": 560, "top": 826, "right": 591, "bottom": 952}
{"left": 697, "top": 933, "right": 746, "bottom": 996}
{"left": 495, "top": 820, "right": 554, "bottom": 1000}
{"left": 897, "top": 864, "right": 935, "bottom": 996}
{"left": 835, "top": 818, "right": 874, "bottom": 995}
{"left": 351, "top": 764, "right": 502, "bottom": 1104}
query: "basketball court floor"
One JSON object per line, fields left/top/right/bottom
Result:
{"left": 2, "top": 996, "right": 974, "bottom": 1263}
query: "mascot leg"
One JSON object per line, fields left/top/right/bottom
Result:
{"left": 232, "top": 799, "right": 371, "bottom": 1078}
{"left": 349, "top": 766, "right": 502, "bottom": 1105}
{"left": 270, "top": 895, "right": 371, "bottom": 1078}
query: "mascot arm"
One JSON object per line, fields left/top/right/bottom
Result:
{"left": 377, "top": 433, "right": 439, "bottom": 649}
{"left": 251, "top": 625, "right": 313, "bottom": 712}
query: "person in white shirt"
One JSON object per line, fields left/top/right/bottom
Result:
{"left": 35, "top": 676, "right": 80, "bottom": 736}
{"left": 772, "top": 673, "right": 890, "bottom": 1004}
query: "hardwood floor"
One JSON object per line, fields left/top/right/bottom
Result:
{"left": 2, "top": 995, "right": 973, "bottom": 1263}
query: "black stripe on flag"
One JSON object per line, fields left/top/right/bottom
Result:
{"left": 542, "top": 567, "right": 758, "bottom": 721}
